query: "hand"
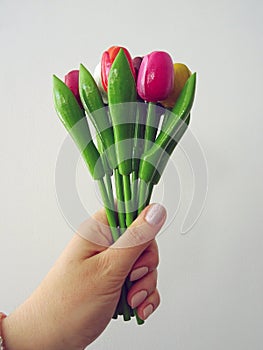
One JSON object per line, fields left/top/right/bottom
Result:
{"left": 2, "top": 203, "right": 166, "bottom": 350}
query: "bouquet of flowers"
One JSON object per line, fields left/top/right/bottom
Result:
{"left": 53, "top": 46, "right": 196, "bottom": 324}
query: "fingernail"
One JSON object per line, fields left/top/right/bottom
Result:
{"left": 145, "top": 204, "right": 166, "bottom": 226}
{"left": 130, "top": 266, "right": 149, "bottom": 282}
{"left": 143, "top": 304, "right": 154, "bottom": 319}
{"left": 130, "top": 290, "right": 148, "bottom": 308}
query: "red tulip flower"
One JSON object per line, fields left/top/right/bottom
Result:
{"left": 137, "top": 51, "right": 174, "bottom": 102}
{"left": 101, "top": 46, "right": 136, "bottom": 92}
{"left": 64, "top": 70, "right": 82, "bottom": 107}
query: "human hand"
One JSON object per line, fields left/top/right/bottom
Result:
{"left": 2, "top": 203, "right": 166, "bottom": 350}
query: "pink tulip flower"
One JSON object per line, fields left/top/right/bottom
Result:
{"left": 137, "top": 51, "right": 174, "bottom": 102}
{"left": 64, "top": 70, "right": 82, "bottom": 107}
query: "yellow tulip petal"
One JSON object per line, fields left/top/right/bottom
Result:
{"left": 161, "top": 63, "right": 191, "bottom": 108}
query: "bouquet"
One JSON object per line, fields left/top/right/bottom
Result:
{"left": 53, "top": 46, "right": 196, "bottom": 324}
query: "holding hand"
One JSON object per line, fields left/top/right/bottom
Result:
{"left": 2, "top": 203, "right": 166, "bottom": 350}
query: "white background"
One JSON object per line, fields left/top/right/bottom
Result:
{"left": 1, "top": 0, "right": 263, "bottom": 349}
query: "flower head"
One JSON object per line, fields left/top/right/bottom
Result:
{"left": 137, "top": 51, "right": 174, "bottom": 102}
{"left": 101, "top": 46, "right": 135, "bottom": 91}
{"left": 161, "top": 63, "right": 191, "bottom": 108}
{"left": 64, "top": 70, "right": 82, "bottom": 107}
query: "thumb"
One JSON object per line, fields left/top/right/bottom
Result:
{"left": 104, "top": 203, "right": 166, "bottom": 278}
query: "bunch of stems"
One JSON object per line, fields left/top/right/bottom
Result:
{"left": 96, "top": 101, "right": 160, "bottom": 324}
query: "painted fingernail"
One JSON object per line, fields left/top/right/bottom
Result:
{"left": 143, "top": 304, "right": 154, "bottom": 319}
{"left": 145, "top": 204, "right": 166, "bottom": 226}
{"left": 130, "top": 266, "right": 149, "bottom": 282}
{"left": 130, "top": 290, "right": 148, "bottom": 308}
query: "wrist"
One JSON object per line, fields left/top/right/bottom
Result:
{"left": 1, "top": 308, "right": 35, "bottom": 350}
{"left": 1, "top": 298, "right": 51, "bottom": 350}
{"left": 1, "top": 295, "right": 80, "bottom": 350}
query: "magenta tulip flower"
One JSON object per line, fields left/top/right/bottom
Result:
{"left": 64, "top": 70, "right": 82, "bottom": 107}
{"left": 137, "top": 51, "right": 174, "bottom": 102}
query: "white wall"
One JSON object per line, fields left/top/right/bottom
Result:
{"left": 1, "top": 0, "right": 263, "bottom": 349}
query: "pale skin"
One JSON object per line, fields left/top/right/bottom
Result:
{"left": 2, "top": 203, "right": 166, "bottom": 350}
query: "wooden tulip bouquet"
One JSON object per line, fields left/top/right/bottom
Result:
{"left": 53, "top": 46, "right": 196, "bottom": 324}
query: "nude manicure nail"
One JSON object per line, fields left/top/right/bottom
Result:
{"left": 145, "top": 204, "right": 166, "bottom": 226}
{"left": 143, "top": 304, "right": 154, "bottom": 319}
{"left": 130, "top": 266, "right": 149, "bottom": 282}
{"left": 130, "top": 290, "right": 148, "bottom": 309}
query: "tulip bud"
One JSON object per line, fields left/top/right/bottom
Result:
{"left": 137, "top": 51, "right": 174, "bottom": 102}
{"left": 161, "top": 63, "right": 191, "bottom": 108}
{"left": 64, "top": 70, "right": 82, "bottom": 107}
{"left": 101, "top": 46, "right": 135, "bottom": 91}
